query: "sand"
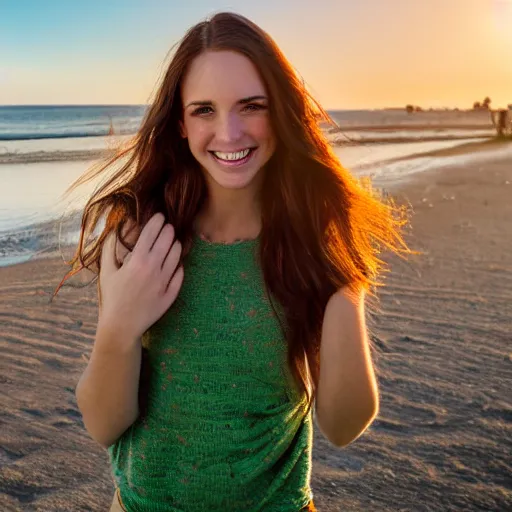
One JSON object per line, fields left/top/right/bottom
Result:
{"left": 1, "top": 148, "right": 511, "bottom": 511}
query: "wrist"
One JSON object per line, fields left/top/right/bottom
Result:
{"left": 96, "top": 316, "right": 141, "bottom": 351}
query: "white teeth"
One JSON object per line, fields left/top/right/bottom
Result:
{"left": 213, "top": 149, "right": 251, "bottom": 161}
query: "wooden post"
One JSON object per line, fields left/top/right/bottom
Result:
{"left": 491, "top": 109, "right": 509, "bottom": 136}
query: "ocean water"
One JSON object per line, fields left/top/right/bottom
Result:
{"left": 0, "top": 105, "right": 501, "bottom": 267}
{"left": 0, "top": 105, "right": 146, "bottom": 141}
{"left": 0, "top": 105, "right": 492, "bottom": 142}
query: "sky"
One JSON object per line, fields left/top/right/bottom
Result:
{"left": 1, "top": 0, "right": 511, "bottom": 110}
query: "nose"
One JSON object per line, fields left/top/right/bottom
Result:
{"left": 215, "top": 112, "right": 243, "bottom": 143}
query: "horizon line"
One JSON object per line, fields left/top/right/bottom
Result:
{"left": 0, "top": 103, "right": 481, "bottom": 112}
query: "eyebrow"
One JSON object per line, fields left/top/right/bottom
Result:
{"left": 185, "top": 95, "right": 268, "bottom": 109}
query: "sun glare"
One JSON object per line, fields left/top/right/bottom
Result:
{"left": 493, "top": 0, "right": 512, "bottom": 35}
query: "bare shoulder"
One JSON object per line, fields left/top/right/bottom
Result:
{"left": 326, "top": 285, "right": 365, "bottom": 315}
{"left": 322, "top": 286, "right": 367, "bottom": 340}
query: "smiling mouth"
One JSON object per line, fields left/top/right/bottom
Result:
{"left": 209, "top": 148, "right": 257, "bottom": 163}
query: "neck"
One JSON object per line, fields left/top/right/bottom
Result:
{"left": 196, "top": 183, "right": 262, "bottom": 244}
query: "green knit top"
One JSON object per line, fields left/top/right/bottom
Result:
{"left": 107, "top": 235, "right": 314, "bottom": 511}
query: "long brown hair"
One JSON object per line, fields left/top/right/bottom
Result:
{"left": 54, "top": 12, "right": 411, "bottom": 415}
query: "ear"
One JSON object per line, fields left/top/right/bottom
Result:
{"left": 179, "top": 120, "right": 188, "bottom": 139}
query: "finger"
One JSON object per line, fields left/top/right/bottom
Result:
{"left": 100, "top": 231, "right": 119, "bottom": 275}
{"left": 133, "top": 213, "right": 166, "bottom": 257}
{"left": 115, "top": 236, "right": 130, "bottom": 265}
{"left": 164, "top": 265, "right": 184, "bottom": 304}
{"left": 116, "top": 217, "right": 141, "bottom": 264}
{"left": 151, "top": 224, "right": 175, "bottom": 265}
{"left": 161, "top": 240, "right": 182, "bottom": 284}
{"left": 120, "top": 250, "right": 133, "bottom": 267}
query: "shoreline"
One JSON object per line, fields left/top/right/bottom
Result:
{"left": 381, "top": 136, "right": 512, "bottom": 161}
{"left": 2, "top": 139, "right": 511, "bottom": 269}
{"left": 0, "top": 130, "right": 494, "bottom": 165}
{"left": 327, "top": 123, "right": 494, "bottom": 133}
{"left": 1, "top": 135, "right": 493, "bottom": 165}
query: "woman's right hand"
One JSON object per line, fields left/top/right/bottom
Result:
{"left": 97, "top": 212, "right": 184, "bottom": 341}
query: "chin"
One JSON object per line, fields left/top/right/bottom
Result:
{"left": 209, "top": 168, "right": 261, "bottom": 190}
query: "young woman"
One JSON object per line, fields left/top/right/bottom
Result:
{"left": 55, "top": 11, "right": 410, "bottom": 512}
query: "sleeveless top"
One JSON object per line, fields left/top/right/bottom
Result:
{"left": 107, "top": 235, "right": 314, "bottom": 511}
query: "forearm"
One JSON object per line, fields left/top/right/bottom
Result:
{"left": 316, "top": 340, "right": 379, "bottom": 445}
{"left": 316, "top": 289, "right": 379, "bottom": 447}
{"left": 76, "top": 322, "right": 142, "bottom": 449}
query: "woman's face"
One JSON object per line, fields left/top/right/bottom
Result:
{"left": 180, "top": 50, "right": 276, "bottom": 191}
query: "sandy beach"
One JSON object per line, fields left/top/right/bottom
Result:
{"left": 1, "top": 138, "right": 511, "bottom": 511}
